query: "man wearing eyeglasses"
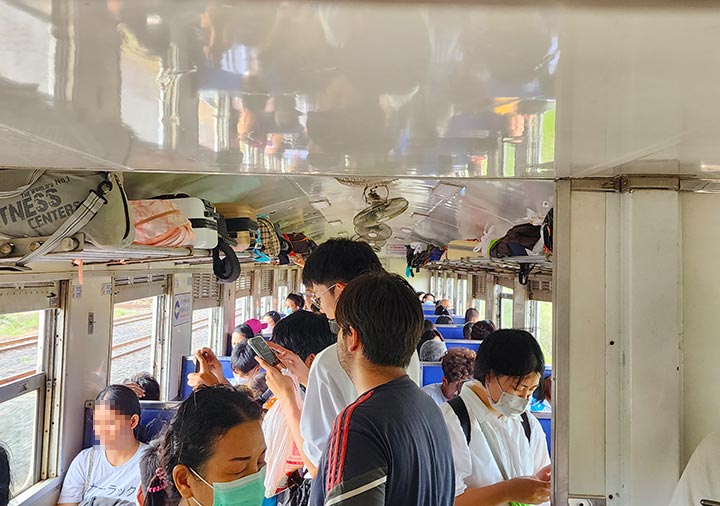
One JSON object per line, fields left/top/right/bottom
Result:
{"left": 292, "top": 238, "right": 422, "bottom": 475}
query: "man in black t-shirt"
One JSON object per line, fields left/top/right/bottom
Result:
{"left": 309, "top": 272, "right": 455, "bottom": 506}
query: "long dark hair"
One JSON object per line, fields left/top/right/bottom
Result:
{"left": 156, "top": 386, "right": 263, "bottom": 503}
{"left": 95, "top": 384, "right": 142, "bottom": 439}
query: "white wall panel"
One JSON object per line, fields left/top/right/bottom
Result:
{"left": 680, "top": 193, "right": 720, "bottom": 464}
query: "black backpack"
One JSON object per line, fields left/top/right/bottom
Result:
{"left": 447, "top": 396, "right": 531, "bottom": 445}
{"left": 489, "top": 223, "right": 541, "bottom": 258}
{"left": 542, "top": 209, "right": 553, "bottom": 253}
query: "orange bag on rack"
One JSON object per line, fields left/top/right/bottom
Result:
{"left": 130, "top": 200, "right": 195, "bottom": 247}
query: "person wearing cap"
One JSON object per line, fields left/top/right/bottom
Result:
{"left": 231, "top": 319, "right": 268, "bottom": 347}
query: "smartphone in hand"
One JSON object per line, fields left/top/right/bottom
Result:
{"left": 248, "top": 336, "right": 280, "bottom": 367}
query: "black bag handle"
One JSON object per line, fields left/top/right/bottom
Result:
{"left": 212, "top": 241, "right": 240, "bottom": 283}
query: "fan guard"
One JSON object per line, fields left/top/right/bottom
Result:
{"left": 355, "top": 222, "right": 393, "bottom": 240}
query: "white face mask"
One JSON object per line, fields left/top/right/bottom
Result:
{"left": 233, "top": 374, "right": 249, "bottom": 386}
{"left": 261, "top": 328, "right": 273, "bottom": 338}
{"left": 489, "top": 377, "right": 530, "bottom": 418}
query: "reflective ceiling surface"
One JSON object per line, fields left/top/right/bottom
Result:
{"left": 2, "top": 1, "right": 720, "bottom": 246}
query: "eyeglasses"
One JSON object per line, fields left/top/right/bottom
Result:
{"left": 310, "top": 283, "right": 338, "bottom": 310}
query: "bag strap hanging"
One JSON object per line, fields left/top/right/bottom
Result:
{"left": 0, "top": 169, "right": 46, "bottom": 199}
{"left": 5, "top": 175, "right": 113, "bottom": 269}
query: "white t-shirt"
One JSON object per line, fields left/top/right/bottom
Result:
{"left": 441, "top": 382, "right": 550, "bottom": 498}
{"left": 669, "top": 432, "right": 720, "bottom": 506}
{"left": 59, "top": 443, "right": 148, "bottom": 504}
{"left": 422, "top": 383, "right": 448, "bottom": 406}
{"left": 299, "top": 343, "right": 421, "bottom": 467}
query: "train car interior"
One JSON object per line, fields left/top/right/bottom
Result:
{"left": 0, "top": 1, "right": 719, "bottom": 506}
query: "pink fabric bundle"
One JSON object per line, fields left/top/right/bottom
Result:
{"left": 130, "top": 200, "right": 195, "bottom": 247}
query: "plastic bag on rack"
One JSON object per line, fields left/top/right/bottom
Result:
{"left": 129, "top": 200, "right": 195, "bottom": 247}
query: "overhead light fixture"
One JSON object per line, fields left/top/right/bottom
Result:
{"left": 400, "top": 227, "right": 413, "bottom": 234}
{"left": 309, "top": 199, "right": 331, "bottom": 210}
{"left": 337, "top": 231, "right": 349, "bottom": 237}
{"left": 411, "top": 213, "right": 429, "bottom": 219}
{"left": 328, "top": 219, "right": 342, "bottom": 226}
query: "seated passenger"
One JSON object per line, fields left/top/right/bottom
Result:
{"left": 423, "top": 319, "right": 436, "bottom": 333}
{"left": 423, "top": 293, "right": 435, "bottom": 304}
{"left": 443, "top": 330, "right": 551, "bottom": 506}
{"left": 422, "top": 348, "right": 476, "bottom": 406}
{"left": 417, "top": 329, "right": 443, "bottom": 353}
{"left": 231, "top": 324, "right": 255, "bottom": 347}
{"left": 308, "top": 272, "right": 455, "bottom": 505}
{"left": 419, "top": 339, "right": 448, "bottom": 362}
{"left": 0, "top": 444, "right": 9, "bottom": 506}
{"left": 436, "top": 315, "right": 454, "bottom": 325}
{"left": 417, "top": 291, "right": 426, "bottom": 301}
{"left": 58, "top": 385, "right": 148, "bottom": 506}
{"left": 463, "top": 308, "right": 480, "bottom": 339}
{"left": 262, "top": 311, "right": 282, "bottom": 338}
{"left": 253, "top": 311, "right": 335, "bottom": 499}
{"left": 285, "top": 293, "right": 304, "bottom": 314}
{"left": 244, "top": 319, "right": 268, "bottom": 337}
{"left": 435, "top": 299, "right": 452, "bottom": 316}
{"left": 470, "top": 319, "right": 496, "bottom": 341}
{"left": 191, "top": 343, "right": 269, "bottom": 402}
{"left": 669, "top": 432, "right": 720, "bottom": 506}
{"left": 155, "top": 385, "right": 266, "bottom": 506}
{"left": 124, "top": 373, "right": 160, "bottom": 401}
{"left": 136, "top": 439, "right": 174, "bottom": 506}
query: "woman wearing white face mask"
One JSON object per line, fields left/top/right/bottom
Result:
{"left": 154, "top": 385, "right": 267, "bottom": 506}
{"left": 442, "top": 329, "right": 552, "bottom": 506}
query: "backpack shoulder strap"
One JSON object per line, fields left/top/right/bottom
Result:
{"left": 521, "top": 412, "right": 532, "bottom": 444}
{"left": 448, "top": 396, "right": 471, "bottom": 445}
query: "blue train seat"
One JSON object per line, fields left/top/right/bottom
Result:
{"left": 534, "top": 411, "right": 552, "bottom": 456}
{"left": 83, "top": 400, "right": 181, "bottom": 448}
{"left": 444, "top": 339, "right": 482, "bottom": 352}
{"left": 436, "top": 325, "right": 465, "bottom": 340}
{"left": 420, "top": 362, "right": 444, "bottom": 386}
{"left": 179, "top": 355, "right": 234, "bottom": 399}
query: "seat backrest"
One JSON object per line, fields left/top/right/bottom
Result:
{"left": 435, "top": 325, "right": 465, "bottom": 340}
{"left": 179, "top": 355, "right": 234, "bottom": 399}
{"left": 83, "top": 400, "right": 181, "bottom": 448}
{"left": 534, "top": 411, "right": 552, "bottom": 456}
{"left": 444, "top": 338, "right": 482, "bottom": 352}
{"left": 420, "top": 362, "right": 444, "bottom": 386}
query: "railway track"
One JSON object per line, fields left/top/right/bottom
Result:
{"left": 0, "top": 315, "right": 211, "bottom": 387}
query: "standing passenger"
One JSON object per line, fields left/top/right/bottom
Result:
{"left": 155, "top": 385, "right": 266, "bottom": 506}
{"left": 58, "top": 385, "right": 148, "bottom": 506}
{"left": 443, "top": 330, "right": 551, "bottom": 506}
{"left": 296, "top": 239, "right": 421, "bottom": 473}
{"left": 309, "top": 272, "right": 455, "bottom": 506}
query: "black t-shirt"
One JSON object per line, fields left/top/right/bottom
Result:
{"left": 309, "top": 375, "right": 455, "bottom": 506}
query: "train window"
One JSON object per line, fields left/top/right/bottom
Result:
{"left": 110, "top": 298, "right": 157, "bottom": 384}
{"left": 259, "top": 295, "right": 273, "bottom": 316}
{"left": 446, "top": 277, "right": 454, "bottom": 304}
{"left": 498, "top": 286, "right": 514, "bottom": 329}
{"left": 276, "top": 286, "right": 289, "bottom": 311}
{"left": 0, "top": 390, "right": 40, "bottom": 495}
{"left": 532, "top": 300, "right": 553, "bottom": 364}
{"left": 0, "top": 310, "right": 42, "bottom": 384}
{"left": 191, "top": 308, "right": 213, "bottom": 351}
{"left": 0, "top": 309, "right": 49, "bottom": 496}
{"left": 472, "top": 299, "right": 487, "bottom": 319}
{"left": 235, "top": 296, "right": 251, "bottom": 324}
{"left": 456, "top": 277, "right": 468, "bottom": 315}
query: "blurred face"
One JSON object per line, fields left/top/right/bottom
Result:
{"left": 233, "top": 365, "right": 260, "bottom": 384}
{"left": 262, "top": 316, "right": 275, "bottom": 328}
{"left": 442, "top": 377, "right": 468, "bottom": 399}
{"left": 424, "top": 295, "right": 434, "bottom": 303}
{"left": 93, "top": 402, "right": 138, "bottom": 447}
{"left": 183, "top": 421, "right": 266, "bottom": 506}
{"left": 231, "top": 332, "right": 244, "bottom": 347}
{"left": 285, "top": 299, "right": 299, "bottom": 312}
{"left": 487, "top": 372, "right": 541, "bottom": 403}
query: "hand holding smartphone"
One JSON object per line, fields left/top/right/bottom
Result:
{"left": 248, "top": 336, "right": 281, "bottom": 367}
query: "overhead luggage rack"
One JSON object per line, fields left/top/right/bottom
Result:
{"left": 0, "top": 232, "right": 235, "bottom": 268}
{"left": 428, "top": 254, "right": 552, "bottom": 272}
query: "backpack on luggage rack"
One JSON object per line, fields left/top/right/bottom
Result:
{"left": 0, "top": 170, "right": 133, "bottom": 269}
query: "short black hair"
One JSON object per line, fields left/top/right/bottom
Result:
{"left": 436, "top": 315, "right": 454, "bottom": 325}
{"left": 464, "top": 308, "right": 479, "bottom": 323}
{"left": 336, "top": 272, "right": 423, "bottom": 368}
{"left": 271, "top": 311, "right": 335, "bottom": 361}
{"left": 302, "top": 238, "right": 383, "bottom": 288}
{"left": 471, "top": 320, "right": 496, "bottom": 341}
{"left": 0, "top": 444, "right": 9, "bottom": 506}
{"left": 435, "top": 305, "right": 450, "bottom": 316}
{"left": 474, "top": 329, "right": 545, "bottom": 385}
{"left": 286, "top": 293, "right": 304, "bottom": 309}
{"left": 231, "top": 341, "right": 259, "bottom": 374}
{"left": 423, "top": 293, "right": 435, "bottom": 301}
{"left": 423, "top": 319, "right": 436, "bottom": 332}
{"left": 95, "top": 384, "right": 142, "bottom": 438}
{"left": 264, "top": 311, "right": 282, "bottom": 324}
{"left": 126, "top": 373, "right": 160, "bottom": 401}
{"left": 233, "top": 324, "right": 255, "bottom": 340}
